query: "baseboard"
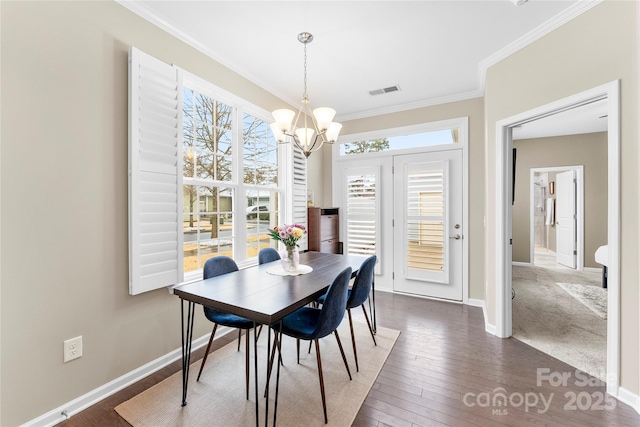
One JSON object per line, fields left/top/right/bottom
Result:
{"left": 466, "top": 298, "right": 496, "bottom": 335}
{"left": 617, "top": 386, "right": 640, "bottom": 415}
{"left": 22, "top": 327, "right": 233, "bottom": 427}
{"left": 512, "top": 261, "right": 531, "bottom": 267}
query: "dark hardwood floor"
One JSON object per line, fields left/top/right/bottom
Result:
{"left": 57, "top": 292, "right": 639, "bottom": 427}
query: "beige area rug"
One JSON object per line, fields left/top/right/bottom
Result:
{"left": 557, "top": 282, "right": 607, "bottom": 319}
{"left": 116, "top": 320, "right": 399, "bottom": 426}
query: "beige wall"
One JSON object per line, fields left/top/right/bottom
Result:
{"left": 1, "top": 1, "right": 638, "bottom": 425}
{"left": 0, "top": 2, "right": 293, "bottom": 425}
{"left": 512, "top": 133, "right": 608, "bottom": 268}
{"left": 484, "top": 0, "right": 638, "bottom": 395}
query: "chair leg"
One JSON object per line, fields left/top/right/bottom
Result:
{"left": 361, "top": 303, "right": 377, "bottom": 346}
{"left": 334, "top": 330, "right": 352, "bottom": 380}
{"left": 296, "top": 338, "right": 300, "bottom": 364}
{"left": 197, "top": 323, "right": 218, "bottom": 381}
{"left": 237, "top": 328, "right": 242, "bottom": 351}
{"left": 347, "top": 308, "right": 359, "bottom": 372}
{"left": 314, "top": 339, "right": 328, "bottom": 424}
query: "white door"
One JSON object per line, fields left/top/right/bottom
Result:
{"left": 556, "top": 170, "right": 576, "bottom": 268}
{"left": 393, "top": 150, "right": 463, "bottom": 300}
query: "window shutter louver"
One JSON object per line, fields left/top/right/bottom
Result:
{"left": 129, "top": 47, "right": 183, "bottom": 295}
{"left": 404, "top": 160, "right": 449, "bottom": 283}
{"left": 292, "top": 147, "right": 308, "bottom": 250}
{"left": 344, "top": 166, "right": 380, "bottom": 272}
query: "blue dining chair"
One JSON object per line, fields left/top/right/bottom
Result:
{"left": 317, "top": 255, "right": 377, "bottom": 372}
{"left": 258, "top": 247, "right": 281, "bottom": 264}
{"left": 197, "top": 256, "right": 255, "bottom": 400}
{"left": 269, "top": 266, "right": 353, "bottom": 424}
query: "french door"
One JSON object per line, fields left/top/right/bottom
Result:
{"left": 392, "top": 150, "right": 463, "bottom": 300}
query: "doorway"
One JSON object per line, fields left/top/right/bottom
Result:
{"left": 529, "top": 166, "right": 585, "bottom": 270}
{"left": 494, "top": 81, "right": 620, "bottom": 394}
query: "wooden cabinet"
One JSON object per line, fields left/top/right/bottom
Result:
{"left": 307, "top": 207, "right": 340, "bottom": 254}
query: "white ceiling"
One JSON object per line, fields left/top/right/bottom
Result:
{"left": 121, "top": 0, "right": 604, "bottom": 137}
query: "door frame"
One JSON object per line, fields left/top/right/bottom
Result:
{"left": 333, "top": 117, "right": 469, "bottom": 303}
{"left": 494, "top": 81, "right": 620, "bottom": 395}
{"left": 529, "top": 166, "right": 584, "bottom": 270}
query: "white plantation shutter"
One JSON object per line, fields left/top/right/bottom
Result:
{"left": 404, "top": 160, "right": 449, "bottom": 283}
{"left": 344, "top": 166, "right": 380, "bottom": 272}
{"left": 292, "top": 147, "right": 308, "bottom": 250}
{"left": 129, "top": 47, "right": 183, "bottom": 295}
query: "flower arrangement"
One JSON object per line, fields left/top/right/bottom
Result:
{"left": 268, "top": 224, "right": 306, "bottom": 248}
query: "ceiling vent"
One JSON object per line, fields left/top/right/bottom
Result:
{"left": 369, "top": 85, "right": 400, "bottom": 96}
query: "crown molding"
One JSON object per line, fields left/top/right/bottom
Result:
{"left": 115, "top": 0, "right": 299, "bottom": 109}
{"left": 117, "top": 0, "right": 603, "bottom": 121}
{"left": 477, "top": 0, "right": 603, "bottom": 96}
{"left": 335, "top": 89, "right": 484, "bottom": 122}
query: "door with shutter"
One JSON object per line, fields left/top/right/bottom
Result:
{"left": 393, "top": 150, "right": 463, "bottom": 300}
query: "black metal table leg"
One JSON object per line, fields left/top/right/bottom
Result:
{"left": 181, "top": 299, "right": 196, "bottom": 406}
{"left": 273, "top": 321, "right": 283, "bottom": 427}
{"left": 253, "top": 322, "right": 259, "bottom": 427}
{"left": 264, "top": 326, "right": 271, "bottom": 426}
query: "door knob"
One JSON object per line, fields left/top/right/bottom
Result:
{"left": 450, "top": 234, "right": 461, "bottom": 240}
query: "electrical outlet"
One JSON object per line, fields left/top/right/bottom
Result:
{"left": 64, "top": 336, "right": 83, "bottom": 363}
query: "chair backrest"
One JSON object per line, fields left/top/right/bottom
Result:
{"left": 312, "top": 266, "right": 352, "bottom": 339}
{"left": 258, "top": 247, "right": 281, "bottom": 265}
{"left": 203, "top": 256, "right": 239, "bottom": 279}
{"left": 347, "top": 255, "right": 377, "bottom": 309}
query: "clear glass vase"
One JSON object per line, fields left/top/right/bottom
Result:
{"left": 281, "top": 245, "right": 300, "bottom": 272}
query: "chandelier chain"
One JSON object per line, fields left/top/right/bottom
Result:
{"left": 303, "top": 41, "right": 308, "bottom": 100}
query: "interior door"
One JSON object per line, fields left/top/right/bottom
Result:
{"left": 393, "top": 150, "right": 463, "bottom": 300}
{"left": 555, "top": 170, "right": 576, "bottom": 268}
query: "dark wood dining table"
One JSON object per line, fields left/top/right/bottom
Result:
{"left": 173, "top": 251, "right": 372, "bottom": 426}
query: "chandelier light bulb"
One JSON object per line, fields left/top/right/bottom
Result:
{"left": 312, "top": 107, "right": 336, "bottom": 131}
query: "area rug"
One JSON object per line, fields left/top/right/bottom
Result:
{"left": 557, "top": 282, "right": 607, "bottom": 319}
{"left": 115, "top": 320, "right": 399, "bottom": 426}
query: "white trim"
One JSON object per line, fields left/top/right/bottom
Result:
{"left": 511, "top": 261, "right": 531, "bottom": 267}
{"left": 478, "top": 0, "right": 602, "bottom": 94}
{"left": 494, "top": 81, "right": 621, "bottom": 396}
{"left": 616, "top": 387, "right": 640, "bottom": 415}
{"left": 21, "top": 328, "right": 233, "bottom": 427}
{"left": 529, "top": 166, "right": 585, "bottom": 270}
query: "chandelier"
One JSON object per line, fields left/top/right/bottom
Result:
{"left": 270, "top": 32, "right": 342, "bottom": 158}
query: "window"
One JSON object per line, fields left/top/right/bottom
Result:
{"left": 339, "top": 128, "right": 459, "bottom": 156}
{"left": 128, "top": 47, "right": 290, "bottom": 294}
{"left": 180, "top": 83, "right": 283, "bottom": 277}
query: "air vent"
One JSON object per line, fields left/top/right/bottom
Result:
{"left": 369, "top": 85, "right": 400, "bottom": 96}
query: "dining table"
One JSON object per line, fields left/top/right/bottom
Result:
{"left": 173, "top": 251, "right": 373, "bottom": 426}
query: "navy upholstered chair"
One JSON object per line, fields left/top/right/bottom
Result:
{"left": 269, "top": 267, "right": 353, "bottom": 424}
{"left": 197, "top": 256, "right": 255, "bottom": 400}
{"left": 258, "top": 247, "right": 281, "bottom": 264}
{"left": 317, "top": 255, "right": 377, "bottom": 372}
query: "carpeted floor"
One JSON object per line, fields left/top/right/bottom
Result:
{"left": 512, "top": 250, "right": 607, "bottom": 382}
